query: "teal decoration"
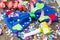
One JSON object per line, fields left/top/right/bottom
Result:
{"left": 18, "top": 38, "right": 21, "bottom": 40}
{"left": 29, "top": 27, "right": 35, "bottom": 32}
{"left": 58, "top": 10, "right": 60, "bottom": 17}
{"left": 48, "top": 35, "right": 53, "bottom": 40}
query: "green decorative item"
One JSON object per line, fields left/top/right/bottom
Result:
{"left": 18, "top": 38, "right": 21, "bottom": 40}
{"left": 38, "top": 16, "right": 50, "bottom": 22}
{"left": 48, "top": 35, "right": 53, "bottom": 40}
{"left": 30, "top": 12, "right": 35, "bottom": 18}
{"left": 30, "top": 7, "right": 39, "bottom": 18}
{"left": 12, "top": 24, "right": 22, "bottom": 30}
{"left": 30, "top": 3, "right": 44, "bottom": 18}
{"left": 36, "top": 3, "right": 44, "bottom": 9}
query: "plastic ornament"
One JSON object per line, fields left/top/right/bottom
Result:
{"left": 48, "top": 35, "right": 53, "bottom": 40}
{"left": 29, "top": 27, "right": 35, "bottom": 32}
{"left": 33, "top": 1, "right": 58, "bottom": 22}
{"left": 4, "top": 11, "right": 32, "bottom": 34}
{"left": 38, "top": 10, "right": 50, "bottom": 22}
{"left": 38, "top": 10, "right": 52, "bottom": 25}
{"left": 49, "top": 14, "right": 57, "bottom": 20}
{"left": 22, "top": 22, "right": 51, "bottom": 39}
{"left": 30, "top": 2, "right": 44, "bottom": 18}
{"left": 39, "top": 22, "right": 51, "bottom": 34}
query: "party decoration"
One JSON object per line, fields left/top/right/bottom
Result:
{"left": 38, "top": 10, "right": 52, "bottom": 25}
{"left": 30, "top": 2, "right": 44, "bottom": 18}
{"left": 36, "top": 2, "right": 44, "bottom": 9}
{"left": 23, "top": 28, "right": 40, "bottom": 39}
{"left": 39, "top": 16, "right": 50, "bottom": 22}
{"left": 2, "top": 1, "right": 59, "bottom": 40}
{"left": 33, "top": 2, "right": 58, "bottom": 22}
{"left": 12, "top": 24, "right": 22, "bottom": 30}
{"left": 48, "top": 35, "right": 53, "bottom": 40}
{"left": 23, "top": 22, "right": 51, "bottom": 39}
{"left": 40, "top": 22, "right": 51, "bottom": 34}
{"left": 4, "top": 11, "right": 32, "bottom": 34}
{"left": 49, "top": 14, "right": 57, "bottom": 20}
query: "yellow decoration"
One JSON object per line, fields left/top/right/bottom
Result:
{"left": 40, "top": 22, "right": 51, "bottom": 34}
{"left": 12, "top": 24, "right": 22, "bottom": 30}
